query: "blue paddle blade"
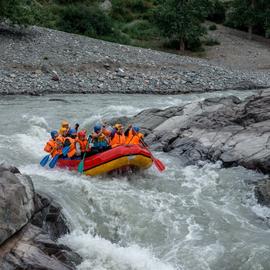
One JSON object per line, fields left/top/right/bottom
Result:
{"left": 62, "top": 146, "right": 70, "bottom": 156}
{"left": 40, "top": 154, "right": 50, "bottom": 167}
{"left": 49, "top": 154, "right": 59, "bottom": 168}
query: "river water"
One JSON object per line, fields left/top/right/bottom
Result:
{"left": 1, "top": 91, "right": 270, "bottom": 270}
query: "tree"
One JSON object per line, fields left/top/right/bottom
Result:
{"left": 0, "top": 0, "right": 35, "bottom": 26}
{"left": 226, "top": 0, "right": 270, "bottom": 40}
{"left": 154, "top": 0, "right": 210, "bottom": 51}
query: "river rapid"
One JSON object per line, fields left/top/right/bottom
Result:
{"left": 1, "top": 91, "right": 270, "bottom": 270}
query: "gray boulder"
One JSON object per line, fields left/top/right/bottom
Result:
{"left": 0, "top": 165, "right": 35, "bottom": 245}
{"left": 0, "top": 165, "right": 82, "bottom": 270}
{"left": 127, "top": 90, "right": 270, "bottom": 171}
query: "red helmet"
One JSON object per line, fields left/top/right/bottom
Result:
{"left": 78, "top": 130, "right": 86, "bottom": 138}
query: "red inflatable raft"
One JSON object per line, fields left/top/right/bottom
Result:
{"left": 57, "top": 144, "right": 153, "bottom": 176}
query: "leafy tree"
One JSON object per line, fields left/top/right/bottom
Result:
{"left": 226, "top": 0, "right": 270, "bottom": 39}
{"left": 0, "top": 0, "right": 35, "bottom": 25}
{"left": 58, "top": 4, "right": 113, "bottom": 37}
{"left": 154, "top": 0, "right": 210, "bottom": 51}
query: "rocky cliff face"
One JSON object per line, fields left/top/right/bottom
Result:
{"left": 0, "top": 164, "right": 81, "bottom": 270}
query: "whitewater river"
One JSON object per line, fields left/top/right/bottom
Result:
{"left": 1, "top": 90, "right": 270, "bottom": 270}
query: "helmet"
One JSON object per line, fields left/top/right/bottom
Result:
{"left": 133, "top": 126, "right": 140, "bottom": 132}
{"left": 61, "top": 120, "right": 69, "bottom": 128}
{"left": 78, "top": 130, "right": 86, "bottom": 138}
{"left": 59, "top": 127, "right": 67, "bottom": 134}
{"left": 69, "top": 128, "right": 77, "bottom": 135}
{"left": 94, "top": 123, "right": 102, "bottom": 132}
{"left": 114, "top": 123, "right": 122, "bottom": 129}
{"left": 50, "top": 130, "right": 58, "bottom": 139}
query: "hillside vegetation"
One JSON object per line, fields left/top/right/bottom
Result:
{"left": 0, "top": 0, "right": 269, "bottom": 52}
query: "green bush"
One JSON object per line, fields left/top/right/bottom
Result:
{"left": 187, "top": 38, "right": 204, "bottom": 52}
{"left": 204, "top": 37, "right": 220, "bottom": 46}
{"left": 209, "top": 24, "right": 217, "bottom": 31}
{"left": 102, "top": 29, "right": 131, "bottom": 44}
{"left": 163, "top": 38, "right": 204, "bottom": 52}
{"left": 122, "top": 20, "right": 158, "bottom": 40}
{"left": 0, "top": 0, "right": 36, "bottom": 26}
{"left": 111, "top": 0, "right": 153, "bottom": 22}
{"left": 58, "top": 4, "right": 113, "bottom": 36}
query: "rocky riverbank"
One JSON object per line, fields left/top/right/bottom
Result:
{"left": 0, "top": 25, "right": 269, "bottom": 95}
{"left": 0, "top": 164, "right": 81, "bottom": 270}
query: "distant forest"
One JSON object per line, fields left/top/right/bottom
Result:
{"left": 0, "top": 0, "right": 269, "bottom": 51}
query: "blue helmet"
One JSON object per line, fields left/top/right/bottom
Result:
{"left": 94, "top": 123, "right": 102, "bottom": 132}
{"left": 50, "top": 130, "right": 58, "bottom": 139}
{"left": 133, "top": 126, "right": 140, "bottom": 132}
{"left": 69, "top": 128, "right": 77, "bottom": 135}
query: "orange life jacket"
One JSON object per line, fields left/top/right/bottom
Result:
{"left": 65, "top": 137, "right": 76, "bottom": 158}
{"left": 125, "top": 130, "right": 144, "bottom": 145}
{"left": 110, "top": 133, "right": 126, "bottom": 148}
{"left": 44, "top": 139, "right": 59, "bottom": 157}
{"left": 76, "top": 138, "right": 89, "bottom": 152}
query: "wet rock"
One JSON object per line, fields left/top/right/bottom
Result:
{"left": 254, "top": 179, "right": 270, "bottom": 206}
{"left": 126, "top": 91, "right": 270, "bottom": 173}
{"left": 0, "top": 165, "right": 82, "bottom": 270}
{"left": 0, "top": 167, "right": 35, "bottom": 245}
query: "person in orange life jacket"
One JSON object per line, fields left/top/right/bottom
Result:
{"left": 63, "top": 128, "right": 78, "bottom": 159}
{"left": 59, "top": 127, "right": 69, "bottom": 138}
{"left": 110, "top": 123, "right": 126, "bottom": 148}
{"left": 75, "top": 130, "right": 90, "bottom": 158}
{"left": 91, "top": 123, "right": 111, "bottom": 152}
{"left": 59, "top": 120, "right": 70, "bottom": 136}
{"left": 125, "top": 125, "right": 144, "bottom": 145}
{"left": 44, "top": 130, "right": 59, "bottom": 157}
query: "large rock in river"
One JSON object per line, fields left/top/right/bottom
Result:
{"left": 127, "top": 90, "right": 270, "bottom": 173}
{"left": 0, "top": 164, "right": 82, "bottom": 269}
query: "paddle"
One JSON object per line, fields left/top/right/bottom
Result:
{"left": 48, "top": 146, "right": 70, "bottom": 169}
{"left": 40, "top": 145, "right": 58, "bottom": 167}
{"left": 78, "top": 138, "right": 91, "bottom": 173}
{"left": 140, "top": 139, "right": 165, "bottom": 172}
{"left": 40, "top": 154, "right": 51, "bottom": 167}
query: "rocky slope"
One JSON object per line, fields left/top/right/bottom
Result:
{"left": 0, "top": 164, "right": 81, "bottom": 270}
{"left": 0, "top": 25, "right": 269, "bottom": 95}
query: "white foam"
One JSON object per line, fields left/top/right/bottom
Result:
{"left": 184, "top": 217, "right": 203, "bottom": 241}
{"left": 29, "top": 115, "right": 49, "bottom": 129}
{"left": 251, "top": 204, "right": 270, "bottom": 220}
{"left": 15, "top": 126, "right": 48, "bottom": 158}
{"left": 106, "top": 105, "right": 142, "bottom": 117}
{"left": 60, "top": 230, "right": 176, "bottom": 270}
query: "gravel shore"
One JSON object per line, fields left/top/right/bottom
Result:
{"left": 0, "top": 25, "right": 269, "bottom": 95}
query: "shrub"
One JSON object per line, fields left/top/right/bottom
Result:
{"left": 122, "top": 20, "right": 158, "bottom": 40}
{"left": 204, "top": 37, "right": 220, "bottom": 46}
{"left": 102, "top": 29, "right": 131, "bottom": 44}
{"left": 209, "top": 24, "right": 217, "bottom": 30}
{"left": 111, "top": 0, "right": 153, "bottom": 22}
{"left": 187, "top": 38, "right": 204, "bottom": 52}
{"left": 163, "top": 38, "right": 204, "bottom": 52}
{"left": 58, "top": 4, "right": 113, "bottom": 37}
